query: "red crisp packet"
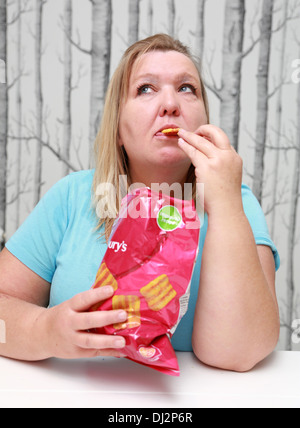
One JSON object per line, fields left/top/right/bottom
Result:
{"left": 90, "top": 188, "right": 200, "bottom": 376}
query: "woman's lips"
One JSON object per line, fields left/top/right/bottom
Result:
{"left": 156, "top": 128, "right": 180, "bottom": 137}
{"left": 162, "top": 128, "right": 180, "bottom": 136}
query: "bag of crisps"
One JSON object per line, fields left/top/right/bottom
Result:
{"left": 90, "top": 187, "right": 200, "bottom": 376}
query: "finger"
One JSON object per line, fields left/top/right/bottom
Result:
{"left": 74, "top": 331, "right": 126, "bottom": 350}
{"left": 74, "top": 309, "right": 128, "bottom": 331}
{"left": 70, "top": 286, "right": 114, "bottom": 312}
{"left": 178, "top": 134, "right": 213, "bottom": 168}
{"left": 178, "top": 136, "right": 209, "bottom": 165}
{"left": 178, "top": 129, "right": 217, "bottom": 158}
{"left": 197, "top": 124, "right": 231, "bottom": 150}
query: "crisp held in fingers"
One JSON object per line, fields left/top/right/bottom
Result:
{"left": 162, "top": 128, "right": 180, "bottom": 136}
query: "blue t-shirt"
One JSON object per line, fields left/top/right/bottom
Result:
{"left": 5, "top": 170, "right": 280, "bottom": 351}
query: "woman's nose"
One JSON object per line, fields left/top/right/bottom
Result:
{"left": 158, "top": 88, "right": 180, "bottom": 117}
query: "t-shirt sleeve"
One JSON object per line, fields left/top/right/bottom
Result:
{"left": 242, "top": 184, "right": 280, "bottom": 271}
{"left": 5, "top": 175, "right": 70, "bottom": 283}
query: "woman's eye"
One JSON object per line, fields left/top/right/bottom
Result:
{"left": 179, "top": 85, "right": 196, "bottom": 94}
{"left": 137, "top": 85, "right": 153, "bottom": 95}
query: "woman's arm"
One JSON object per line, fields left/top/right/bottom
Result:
{"left": 192, "top": 217, "right": 279, "bottom": 372}
{"left": 178, "top": 126, "right": 280, "bottom": 371}
{"left": 0, "top": 248, "right": 127, "bottom": 361}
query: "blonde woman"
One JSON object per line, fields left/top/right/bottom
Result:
{"left": 0, "top": 34, "right": 280, "bottom": 371}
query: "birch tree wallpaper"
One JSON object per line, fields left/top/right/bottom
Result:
{"left": 1, "top": 0, "right": 300, "bottom": 351}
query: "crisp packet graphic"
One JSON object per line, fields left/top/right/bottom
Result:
{"left": 90, "top": 187, "right": 200, "bottom": 376}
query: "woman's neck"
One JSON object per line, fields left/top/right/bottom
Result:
{"left": 127, "top": 163, "right": 193, "bottom": 200}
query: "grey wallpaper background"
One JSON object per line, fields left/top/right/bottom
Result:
{"left": 1, "top": 0, "right": 300, "bottom": 350}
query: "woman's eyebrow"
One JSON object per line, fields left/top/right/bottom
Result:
{"left": 176, "top": 73, "right": 200, "bottom": 84}
{"left": 133, "top": 72, "right": 199, "bottom": 84}
{"left": 132, "top": 73, "right": 159, "bottom": 84}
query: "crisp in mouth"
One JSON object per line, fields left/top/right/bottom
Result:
{"left": 161, "top": 128, "right": 180, "bottom": 136}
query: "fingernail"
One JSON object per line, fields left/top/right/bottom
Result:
{"left": 115, "top": 338, "right": 126, "bottom": 348}
{"left": 101, "top": 286, "right": 114, "bottom": 295}
{"left": 118, "top": 310, "right": 128, "bottom": 321}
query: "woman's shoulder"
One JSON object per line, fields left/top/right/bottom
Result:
{"left": 65, "top": 169, "right": 95, "bottom": 187}
{"left": 63, "top": 169, "right": 95, "bottom": 213}
{"left": 40, "top": 170, "right": 95, "bottom": 207}
{"left": 52, "top": 169, "right": 95, "bottom": 198}
{"left": 45, "top": 169, "right": 94, "bottom": 193}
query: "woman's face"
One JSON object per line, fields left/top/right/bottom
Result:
{"left": 118, "top": 50, "right": 208, "bottom": 183}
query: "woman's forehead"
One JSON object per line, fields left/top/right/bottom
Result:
{"left": 129, "top": 50, "right": 200, "bottom": 84}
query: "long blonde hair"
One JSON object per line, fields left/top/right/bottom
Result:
{"left": 92, "top": 33, "right": 209, "bottom": 239}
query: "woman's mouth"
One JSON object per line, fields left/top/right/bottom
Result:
{"left": 155, "top": 127, "right": 180, "bottom": 137}
{"left": 162, "top": 128, "right": 180, "bottom": 136}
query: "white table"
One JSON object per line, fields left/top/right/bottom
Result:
{"left": 0, "top": 351, "right": 299, "bottom": 408}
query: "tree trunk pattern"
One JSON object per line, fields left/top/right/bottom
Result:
{"left": 219, "top": 0, "right": 245, "bottom": 152}
{"left": 195, "top": 0, "right": 206, "bottom": 62}
{"left": 252, "top": 0, "right": 274, "bottom": 203}
{"left": 62, "top": 0, "right": 72, "bottom": 177}
{"left": 33, "top": 0, "right": 44, "bottom": 206}
{"left": 128, "top": 0, "right": 140, "bottom": 45}
{"left": 89, "top": 0, "right": 112, "bottom": 165}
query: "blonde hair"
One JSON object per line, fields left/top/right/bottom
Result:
{"left": 93, "top": 33, "right": 209, "bottom": 239}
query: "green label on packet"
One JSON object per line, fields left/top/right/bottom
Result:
{"left": 157, "top": 206, "right": 182, "bottom": 231}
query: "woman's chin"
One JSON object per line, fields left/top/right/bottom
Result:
{"left": 156, "top": 147, "right": 190, "bottom": 165}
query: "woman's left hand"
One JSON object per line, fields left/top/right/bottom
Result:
{"left": 178, "top": 125, "right": 243, "bottom": 216}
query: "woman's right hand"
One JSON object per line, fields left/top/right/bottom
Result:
{"left": 43, "top": 286, "right": 128, "bottom": 359}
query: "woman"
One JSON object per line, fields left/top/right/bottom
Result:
{"left": 0, "top": 34, "right": 280, "bottom": 371}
